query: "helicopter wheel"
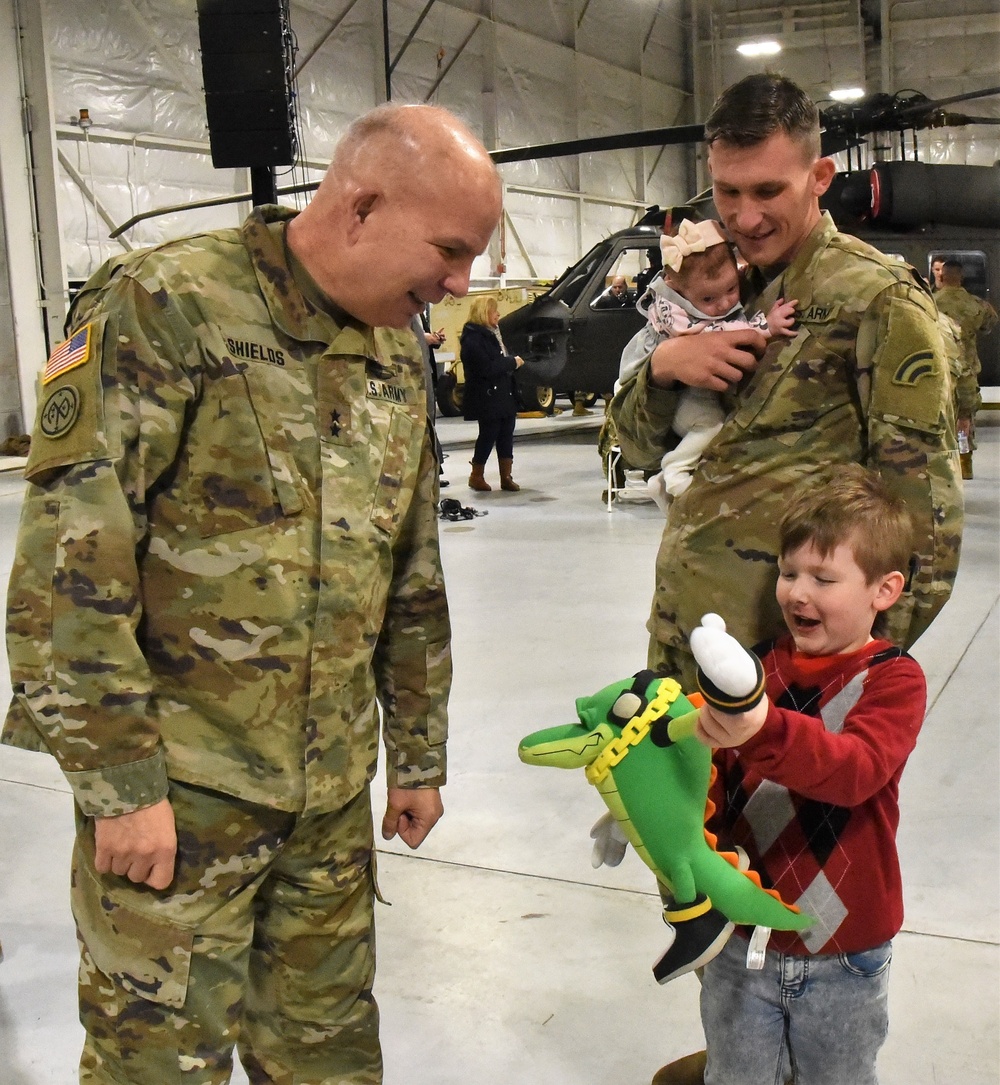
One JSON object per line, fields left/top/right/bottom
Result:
{"left": 517, "top": 384, "right": 555, "bottom": 413}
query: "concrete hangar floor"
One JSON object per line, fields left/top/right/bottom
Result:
{"left": 0, "top": 408, "right": 996, "bottom": 1085}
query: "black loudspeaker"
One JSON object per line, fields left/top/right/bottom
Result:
{"left": 196, "top": 0, "right": 297, "bottom": 169}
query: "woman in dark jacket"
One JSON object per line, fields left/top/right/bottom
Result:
{"left": 460, "top": 295, "right": 524, "bottom": 491}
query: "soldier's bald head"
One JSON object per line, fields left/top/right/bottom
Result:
{"left": 324, "top": 103, "right": 500, "bottom": 208}
{"left": 289, "top": 103, "right": 502, "bottom": 328}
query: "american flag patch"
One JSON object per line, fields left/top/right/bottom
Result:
{"left": 43, "top": 325, "right": 92, "bottom": 385}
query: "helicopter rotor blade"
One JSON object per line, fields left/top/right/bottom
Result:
{"left": 894, "top": 85, "right": 1000, "bottom": 116}
{"left": 490, "top": 124, "right": 705, "bottom": 164}
{"left": 489, "top": 85, "right": 998, "bottom": 166}
{"left": 933, "top": 112, "right": 1000, "bottom": 126}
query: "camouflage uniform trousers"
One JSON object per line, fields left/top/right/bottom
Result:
{"left": 72, "top": 779, "right": 381, "bottom": 1084}
{"left": 647, "top": 637, "right": 699, "bottom": 694}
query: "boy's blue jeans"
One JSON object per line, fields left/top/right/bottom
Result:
{"left": 701, "top": 933, "right": 892, "bottom": 1085}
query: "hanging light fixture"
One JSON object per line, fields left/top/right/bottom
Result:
{"left": 829, "top": 87, "right": 866, "bottom": 102}
{"left": 737, "top": 40, "right": 782, "bottom": 57}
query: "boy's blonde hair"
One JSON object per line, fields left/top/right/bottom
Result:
{"left": 779, "top": 464, "right": 914, "bottom": 583}
{"left": 468, "top": 296, "right": 498, "bottom": 327}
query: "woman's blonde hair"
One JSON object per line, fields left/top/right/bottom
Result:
{"left": 468, "top": 296, "right": 498, "bottom": 327}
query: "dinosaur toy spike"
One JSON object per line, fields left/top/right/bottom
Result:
{"left": 518, "top": 615, "right": 812, "bottom": 984}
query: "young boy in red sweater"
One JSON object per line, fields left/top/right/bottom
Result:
{"left": 694, "top": 463, "right": 926, "bottom": 1085}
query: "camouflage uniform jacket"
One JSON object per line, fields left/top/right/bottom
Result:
{"left": 610, "top": 212, "right": 962, "bottom": 659}
{"left": 4, "top": 207, "right": 450, "bottom": 818}
{"left": 934, "top": 285, "right": 998, "bottom": 417}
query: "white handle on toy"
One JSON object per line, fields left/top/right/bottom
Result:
{"left": 689, "top": 613, "right": 760, "bottom": 698}
{"left": 590, "top": 810, "right": 629, "bottom": 868}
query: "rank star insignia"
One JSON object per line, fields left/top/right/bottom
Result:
{"left": 330, "top": 410, "right": 341, "bottom": 437}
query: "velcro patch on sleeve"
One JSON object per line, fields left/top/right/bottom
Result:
{"left": 870, "top": 298, "right": 947, "bottom": 434}
{"left": 892, "top": 350, "right": 936, "bottom": 387}
{"left": 26, "top": 314, "right": 116, "bottom": 479}
{"left": 43, "top": 324, "right": 93, "bottom": 385}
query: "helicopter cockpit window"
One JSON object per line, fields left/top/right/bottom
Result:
{"left": 550, "top": 240, "right": 612, "bottom": 307}
{"left": 929, "top": 251, "right": 988, "bottom": 299}
{"left": 589, "top": 246, "right": 659, "bottom": 310}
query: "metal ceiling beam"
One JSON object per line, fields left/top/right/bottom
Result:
{"left": 423, "top": 21, "right": 478, "bottom": 101}
{"left": 57, "top": 124, "right": 213, "bottom": 157}
{"left": 55, "top": 124, "right": 332, "bottom": 174}
{"left": 57, "top": 148, "right": 133, "bottom": 252}
{"left": 888, "top": 10, "right": 1000, "bottom": 39}
{"left": 643, "top": 0, "right": 664, "bottom": 52}
{"left": 389, "top": 0, "right": 438, "bottom": 74}
{"left": 294, "top": 0, "right": 362, "bottom": 77}
{"left": 502, "top": 210, "right": 537, "bottom": 278}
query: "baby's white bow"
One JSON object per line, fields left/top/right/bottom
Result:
{"left": 660, "top": 218, "right": 727, "bottom": 273}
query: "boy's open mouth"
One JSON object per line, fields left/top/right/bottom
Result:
{"left": 792, "top": 615, "right": 821, "bottom": 631}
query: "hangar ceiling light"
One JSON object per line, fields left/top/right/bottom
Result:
{"left": 736, "top": 39, "right": 781, "bottom": 57}
{"left": 830, "top": 87, "right": 866, "bottom": 101}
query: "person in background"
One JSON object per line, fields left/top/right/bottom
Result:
{"left": 930, "top": 256, "right": 945, "bottom": 291}
{"left": 635, "top": 245, "right": 663, "bottom": 297}
{"left": 933, "top": 258, "right": 998, "bottom": 479}
{"left": 461, "top": 295, "right": 525, "bottom": 492}
{"left": 4, "top": 102, "right": 501, "bottom": 1084}
{"left": 414, "top": 310, "right": 449, "bottom": 487}
{"left": 593, "top": 274, "right": 634, "bottom": 309}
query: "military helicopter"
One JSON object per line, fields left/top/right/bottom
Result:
{"left": 438, "top": 86, "right": 999, "bottom": 415}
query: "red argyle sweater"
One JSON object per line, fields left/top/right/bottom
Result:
{"left": 707, "top": 635, "right": 926, "bottom": 955}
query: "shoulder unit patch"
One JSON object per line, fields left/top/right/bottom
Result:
{"left": 39, "top": 385, "right": 81, "bottom": 438}
{"left": 892, "top": 350, "right": 935, "bottom": 387}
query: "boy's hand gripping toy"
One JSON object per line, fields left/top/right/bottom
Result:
{"left": 517, "top": 614, "right": 812, "bottom": 983}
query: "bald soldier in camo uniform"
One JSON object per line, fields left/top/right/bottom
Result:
{"left": 610, "top": 73, "right": 962, "bottom": 698}
{"left": 4, "top": 104, "right": 501, "bottom": 1084}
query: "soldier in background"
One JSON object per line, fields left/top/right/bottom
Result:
{"left": 3, "top": 103, "right": 501, "bottom": 1084}
{"left": 933, "top": 258, "right": 998, "bottom": 479}
{"left": 610, "top": 72, "right": 962, "bottom": 695}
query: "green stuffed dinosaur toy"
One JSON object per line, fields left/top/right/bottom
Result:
{"left": 518, "top": 613, "right": 812, "bottom": 984}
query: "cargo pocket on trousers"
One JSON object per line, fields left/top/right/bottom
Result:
{"left": 71, "top": 859, "right": 194, "bottom": 1009}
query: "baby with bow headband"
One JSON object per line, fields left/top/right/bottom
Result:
{"left": 626, "top": 216, "right": 798, "bottom": 511}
